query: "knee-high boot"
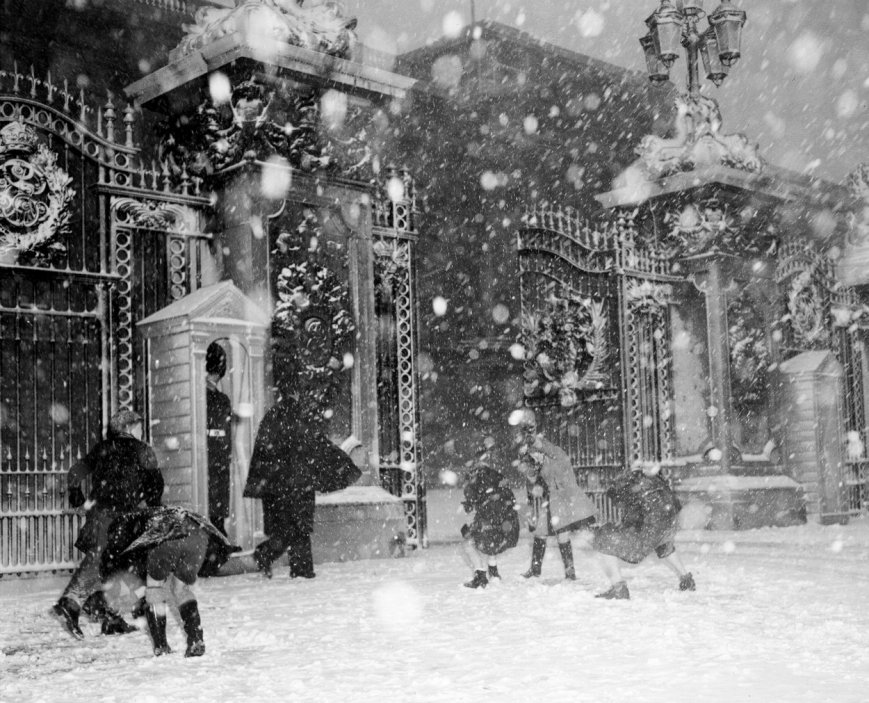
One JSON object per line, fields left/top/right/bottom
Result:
{"left": 145, "top": 606, "right": 172, "bottom": 656}
{"left": 289, "top": 532, "right": 315, "bottom": 578}
{"left": 178, "top": 600, "right": 205, "bottom": 657}
{"left": 521, "top": 538, "right": 547, "bottom": 578}
{"left": 559, "top": 540, "right": 576, "bottom": 580}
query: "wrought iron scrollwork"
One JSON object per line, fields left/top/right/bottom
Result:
{"left": 0, "top": 120, "right": 74, "bottom": 265}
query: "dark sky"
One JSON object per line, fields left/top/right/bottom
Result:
{"left": 345, "top": 0, "right": 869, "bottom": 185}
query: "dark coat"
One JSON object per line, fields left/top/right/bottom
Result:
{"left": 243, "top": 399, "right": 361, "bottom": 535}
{"left": 593, "top": 470, "right": 682, "bottom": 564}
{"left": 68, "top": 431, "right": 164, "bottom": 552}
{"left": 100, "top": 506, "right": 239, "bottom": 581}
{"left": 462, "top": 465, "right": 520, "bottom": 556}
{"left": 206, "top": 384, "right": 233, "bottom": 519}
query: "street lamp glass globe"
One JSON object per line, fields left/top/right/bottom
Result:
{"left": 709, "top": 1, "right": 746, "bottom": 67}
{"left": 640, "top": 33, "right": 670, "bottom": 84}
{"left": 646, "top": 2, "right": 683, "bottom": 68}
{"left": 700, "top": 27, "right": 729, "bottom": 85}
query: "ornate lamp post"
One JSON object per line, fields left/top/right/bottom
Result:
{"left": 639, "top": 0, "right": 746, "bottom": 96}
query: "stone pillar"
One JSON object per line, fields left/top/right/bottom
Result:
{"left": 220, "top": 167, "right": 274, "bottom": 314}
{"left": 685, "top": 252, "right": 737, "bottom": 473}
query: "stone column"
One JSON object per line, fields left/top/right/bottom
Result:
{"left": 685, "top": 252, "right": 737, "bottom": 474}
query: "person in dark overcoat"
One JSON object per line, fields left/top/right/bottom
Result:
{"left": 244, "top": 395, "right": 361, "bottom": 579}
{"left": 205, "top": 341, "right": 233, "bottom": 536}
{"left": 53, "top": 409, "right": 164, "bottom": 639}
{"left": 100, "top": 505, "right": 239, "bottom": 657}
{"left": 520, "top": 434, "right": 596, "bottom": 581}
{"left": 591, "top": 466, "right": 695, "bottom": 599}
{"left": 460, "top": 459, "right": 520, "bottom": 588}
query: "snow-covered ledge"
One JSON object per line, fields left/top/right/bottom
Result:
{"left": 313, "top": 485, "right": 407, "bottom": 563}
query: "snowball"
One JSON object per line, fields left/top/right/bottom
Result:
{"left": 491, "top": 303, "right": 510, "bottom": 324}
{"left": 431, "top": 54, "right": 463, "bottom": 90}
{"left": 442, "top": 11, "right": 464, "bottom": 38}
{"left": 372, "top": 581, "right": 423, "bottom": 631}
{"left": 523, "top": 115, "right": 539, "bottom": 134}
{"left": 432, "top": 296, "right": 448, "bottom": 316}
{"left": 439, "top": 469, "right": 459, "bottom": 487}
{"left": 320, "top": 90, "right": 348, "bottom": 130}
{"left": 787, "top": 32, "right": 824, "bottom": 74}
{"left": 836, "top": 90, "right": 859, "bottom": 119}
{"left": 260, "top": 156, "right": 291, "bottom": 200}
{"left": 480, "top": 171, "right": 500, "bottom": 191}
{"left": 49, "top": 403, "right": 70, "bottom": 425}
{"left": 575, "top": 9, "right": 605, "bottom": 38}
{"left": 208, "top": 72, "right": 232, "bottom": 105}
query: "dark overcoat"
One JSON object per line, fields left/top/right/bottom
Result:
{"left": 462, "top": 465, "right": 520, "bottom": 556}
{"left": 69, "top": 431, "right": 164, "bottom": 552}
{"left": 206, "top": 384, "right": 233, "bottom": 519}
{"left": 100, "top": 506, "right": 239, "bottom": 581}
{"left": 593, "top": 470, "right": 682, "bottom": 564}
{"left": 243, "top": 399, "right": 361, "bottom": 535}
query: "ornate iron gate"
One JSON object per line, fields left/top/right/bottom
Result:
{"left": 0, "top": 63, "right": 209, "bottom": 573}
{"left": 373, "top": 170, "right": 425, "bottom": 547}
{"left": 518, "top": 205, "right": 677, "bottom": 518}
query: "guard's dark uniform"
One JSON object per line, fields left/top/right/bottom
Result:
{"left": 206, "top": 381, "right": 232, "bottom": 531}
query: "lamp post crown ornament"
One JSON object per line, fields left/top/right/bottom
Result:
{"left": 635, "top": 0, "right": 761, "bottom": 178}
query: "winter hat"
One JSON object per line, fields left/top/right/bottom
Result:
{"left": 109, "top": 409, "right": 142, "bottom": 436}
{"left": 206, "top": 341, "right": 227, "bottom": 379}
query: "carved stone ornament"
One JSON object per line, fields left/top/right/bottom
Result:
{"left": 635, "top": 94, "right": 764, "bottom": 179}
{"left": 846, "top": 163, "right": 869, "bottom": 202}
{"left": 786, "top": 270, "right": 829, "bottom": 348}
{"left": 112, "top": 197, "right": 191, "bottom": 232}
{"left": 373, "top": 238, "right": 410, "bottom": 294}
{"left": 520, "top": 294, "right": 609, "bottom": 406}
{"left": 660, "top": 197, "right": 763, "bottom": 258}
{"left": 0, "top": 121, "right": 74, "bottom": 263}
{"left": 159, "top": 73, "right": 330, "bottom": 178}
{"left": 626, "top": 280, "right": 670, "bottom": 317}
{"left": 173, "top": 0, "right": 358, "bottom": 60}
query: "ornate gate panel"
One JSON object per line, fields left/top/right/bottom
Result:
{"left": 0, "top": 63, "right": 209, "bottom": 573}
{"left": 518, "top": 206, "right": 626, "bottom": 520}
{"left": 518, "top": 205, "right": 679, "bottom": 519}
{"left": 373, "top": 172, "right": 425, "bottom": 546}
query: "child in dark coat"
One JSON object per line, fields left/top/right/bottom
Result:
{"left": 101, "top": 506, "right": 239, "bottom": 657}
{"left": 592, "top": 466, "right": 695, "bottom": 599}
{"left": 460, "top": 462, "right": 520, "bottom": 589}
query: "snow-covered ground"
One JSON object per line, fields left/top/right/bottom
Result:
{"left": 2, "top": 518, "right": 869, "bottom": 703}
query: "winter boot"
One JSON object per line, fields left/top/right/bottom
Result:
{"left": 53, "top": 596, "right": 84, "bottom": 640}
{"left": 521, "top": 538, "right": 547, "bottom": 578}
{"left": 679, "top": 572, "right": 696, "bottom": 592}
{"left": 254, "top": 549, "right": 273, "bottom": 579}
{"left": 487, "top": 564, "right": 501, "bottom": 580}
{"left": 558, "top": 541, "right": 576, "bottom": 580}
{"left": 289, "top": 536, "right": 315, "bottom": 579}
{"left": 178, "top": 600, "right": 205, "bottom": 658}
{"left": 595, "top": 581, "right": 630, "bottom": 600}
{"left": 131, "top": 596, "right": 148, "bottom": 620}
{"left": 145, "top": 607, "right": 172, "bottom": 656}
{"left": 463, "top": 570, "right": 488, "bottom": 589}
{"left": 85, "top": 591, "right": 135, "bottom": 635}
